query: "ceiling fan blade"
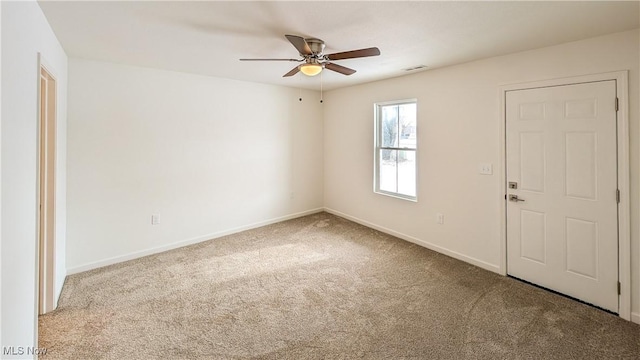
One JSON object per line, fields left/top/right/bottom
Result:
{"left": 285, "top": 34, "right": 312, "bottom": 56}
{"left": 325, "top": 47, "right": 380, "bottom": 61}
{"left": 325, "top": 62, "right": 356, "bottom": 76}
{"left": 239, "top": 58, "right": 301, "bottom": 62}
{"left": 283, "top": 66, "right": 300, "bottom": 77}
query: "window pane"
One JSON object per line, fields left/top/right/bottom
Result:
{"left": 379, "top": 149, "right": 397, "bottom": 193}
{"left": 397, "top": 150, "right": 416, "bottom": 197}
{"left": 399, "top": 103, "right": 417, "bottom": 149}
{"left": 381, "top": 105, "right": 399, "bottom": 147}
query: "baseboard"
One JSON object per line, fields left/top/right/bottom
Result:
{"left": 54, "top": 269, "right": 67, "bottom": 308}
{"left": 324, "top": 207, "right": 501, "bottom": 274}
{"left": 632, "top": 312, "right": 640, "bottom": 325}
{"left": 67, "top": 208, "right": 324, "bottom": 275}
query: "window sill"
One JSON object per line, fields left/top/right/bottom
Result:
{"left": 374, "top": 190, "right": 417, "bottom": 202}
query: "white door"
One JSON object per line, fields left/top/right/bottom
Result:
{"left": 506, "top": 80, "right": 618, "bottom": 313}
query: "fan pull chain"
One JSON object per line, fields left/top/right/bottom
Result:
{"left": 320, "top": 71, "right": 324, "bottom": 104}
{"left": 298, "top": 73, "right": 303, "bottom": 102}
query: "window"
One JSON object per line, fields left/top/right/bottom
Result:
{"left": 374, "top": 100, "right": 417, "bottom": 200}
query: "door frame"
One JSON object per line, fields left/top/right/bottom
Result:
{"left": 36, "top": 53, "right": 58, "bottom": 316}
{"left": 498, "top": 71, "right": 630, "bottom": 321}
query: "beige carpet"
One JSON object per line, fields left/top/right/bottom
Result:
{"left": 39, "top": 212, "right": 640, "bottom": 359}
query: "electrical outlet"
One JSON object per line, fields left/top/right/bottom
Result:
{"left": 436, "top": 213, "right": 444, "bottom": 225}
{"left": 151, "top": 214, "right": 160, "bottom": 225}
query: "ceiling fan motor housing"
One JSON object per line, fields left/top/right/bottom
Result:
{"left": 305, "top": 38, "right": 325, "bottom": 56}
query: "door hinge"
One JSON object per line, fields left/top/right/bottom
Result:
{"left": 616, "top": 189, "right": 620, "bottom": 203}
{"left": 617, "top": 281, "right": 621, "bottom": 295}
{"left": 615, "top": 98, "right": 619, "bottom": 112}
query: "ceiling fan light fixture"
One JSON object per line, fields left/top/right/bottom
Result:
{"left": 299, "top": 63, "right": 323, "bottom": 76}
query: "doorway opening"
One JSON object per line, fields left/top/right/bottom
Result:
{"left": 38, "top": 63, "right": 57, "bottom": 315}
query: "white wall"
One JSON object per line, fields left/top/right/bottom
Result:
{"left": 323, "top": 30, "right": 640, "bottom": 321}
{"left": 66, "top": 59, "right": 324, "bottom": 272}
{"left": 1, "top": 1, "right": 68, "bottom": 357}
{"left": 0, "top": 0, "right": 3, "bottom": 350}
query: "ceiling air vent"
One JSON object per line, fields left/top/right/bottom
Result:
{"left": 403, "top": 65, "right": 428, "bottom": 72}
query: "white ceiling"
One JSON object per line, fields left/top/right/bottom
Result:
{"left": 38, "top": 1, "right": 639, "bottom": 91}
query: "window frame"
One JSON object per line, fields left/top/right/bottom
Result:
{"left": 373, "top": 98, "right": 418, "bottom": 201}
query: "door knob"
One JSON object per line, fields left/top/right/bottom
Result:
{"left": 509, "top": 194, "right": 525, "bottom": 202}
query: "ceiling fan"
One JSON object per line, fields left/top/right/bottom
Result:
{"left": 240, "top": 34, "right": 381, "bottom": 77}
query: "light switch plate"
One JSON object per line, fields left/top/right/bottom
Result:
{"left": 479, "top": 163, "right": 493, "bottom": 175}
{"left": 151, "top": 214, "right": 160, "bottom": 225}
